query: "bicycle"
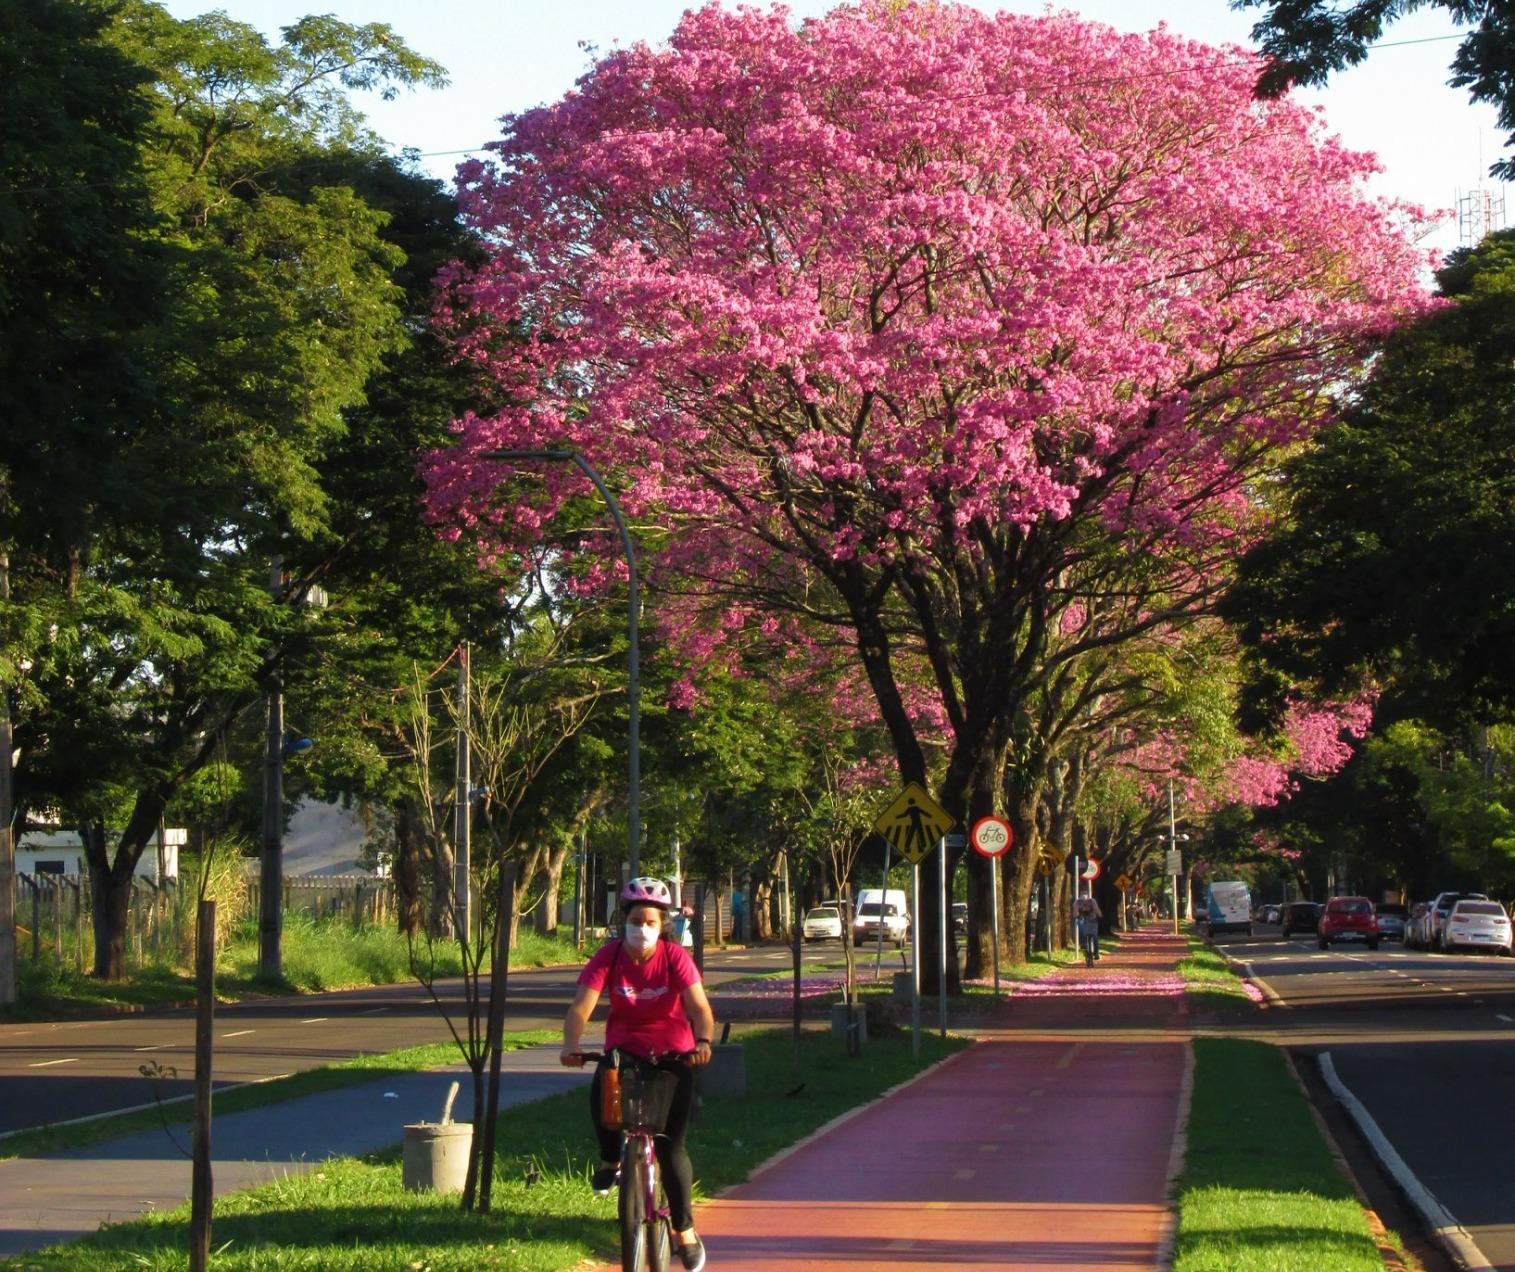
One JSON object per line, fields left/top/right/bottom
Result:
{"left": 574, "top": 1049, "right": 693, "bottom": 1272}
{"left": 1076, "top": 919, "right": 1100, "bottom": 968}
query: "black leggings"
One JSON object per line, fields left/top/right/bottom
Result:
{"left": 590, "top": 1056, "right": 696, "bottom": 1231}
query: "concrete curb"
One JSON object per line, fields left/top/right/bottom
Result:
{"left": 1155, "top": 1038, "right": 1195, "bottom": 1270}
{"left": 1320, "top": 1051, "right": 1492, "bottom": 1271}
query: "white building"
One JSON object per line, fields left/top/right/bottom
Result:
{"left": 16, "top": 829, "right": 181, "bottom": 881}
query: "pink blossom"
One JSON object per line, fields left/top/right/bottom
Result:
{"left": 423, "top": 1, "right": 1431, "bottom": 801}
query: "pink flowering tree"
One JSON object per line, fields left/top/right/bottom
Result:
{"left": 424, "top": 2, "right": 1431, "bottom": 984}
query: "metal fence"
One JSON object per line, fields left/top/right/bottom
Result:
{"left": 15, "top": 872, "right": 193, "bottom": 974}
{"left": 14, "top": 870, "right": 393, "bottom": 975}
{"left": 244, "top": 873, "right": 392, "bottom": 927}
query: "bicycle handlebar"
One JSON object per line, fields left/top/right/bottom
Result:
{"left": 567, "top": 1048, "right": 698, "bottom": 1065}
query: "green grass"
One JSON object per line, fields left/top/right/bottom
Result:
{"left": 4, "top": 917, "right": 584, "bottom": 1020}
{"left": 1179, "top": 939, "right": 1258, "bottom": 1013}
{"left": 1172, "top": 1038, "right": 1384, "bottom": 1272}
{"left": 0, "top": 1025, "right": 968, "bottom": 1272}
{"left": 0, "top": 1031, "right": 556, "bottom": 1162}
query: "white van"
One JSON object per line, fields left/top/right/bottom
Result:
{"left": 1204, "top": 881, "right": 1252, "bottom": 936}
{"left": 853, "top": 888, "right": 909, "bottom": 947}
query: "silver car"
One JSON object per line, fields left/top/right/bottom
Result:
{"left": 1442, "top": 899, "right": 1512, "bottom": 954}
{"left": 1375, "top": 903, "right": 1408, "bottom": 943}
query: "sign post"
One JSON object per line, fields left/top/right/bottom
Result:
{"left": 1165, "top": 848, "right": 1183, "bottom": 935}
{"left": 873, "top": 782, "right": 953, "bottom": 1061}
{"left": 971, "top": 816, "right": 1013, "bottom": 998}
{"left": 940, "top": 832, "right": 965, "bottom": 1036}
{"left": 910, "top": 862, "right": 921, "bottom": 1059}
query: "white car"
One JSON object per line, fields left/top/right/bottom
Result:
{"left": 801, "top": 905, "right": 843, "bottom": 942}
{"left": 1441, "top": 899, "right": 1512, "bottom": 954}
{"left": 853, "top": 900, "right": 909, "bottom": 948}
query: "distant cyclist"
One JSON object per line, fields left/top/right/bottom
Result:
{"left": 560, "top": 877, "right": 716, "bottom": 1272}
{"left": 1075, "top": 890, "right": 1103, "bottom": 963}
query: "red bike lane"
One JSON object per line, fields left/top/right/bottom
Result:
{"left": 632, "top": 929, "right": 1193, "bottom": 1271}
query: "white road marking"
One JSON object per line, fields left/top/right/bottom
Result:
{"left": 358, "top": 1007, "right": 388, "bottom": 1015}
{"left": 1497, "top": 1014, "right": 1513, "bottom": 1023}
{"left": 221, "top": 1029, "right": 255, "bottom": 1038}
{"left": 300, "top": 1017, "right": 328, "bottom": 1024}
{"left": 134, "top": 1044, "right": 174, "bottom": 1052}
{"left": 28, "top": 1058, "right": 79, "bottom": 1068}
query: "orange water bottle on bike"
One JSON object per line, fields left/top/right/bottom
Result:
{"left": 600, "top": 1052, "right": 623, "bottom": 1130}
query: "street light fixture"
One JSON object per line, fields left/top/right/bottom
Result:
{"left": 481, "top": 448, "right": 642, "bottom": 879}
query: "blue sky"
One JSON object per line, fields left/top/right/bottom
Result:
{"left": 164, "top": 0, "right": 1504, "bottom": 254}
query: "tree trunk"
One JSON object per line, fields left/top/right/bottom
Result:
{"left": 751, "top": 875, "right": 774, "bottom": 940}
{"left": 429, "top": 833, "right": 455, "bottom": 939}
{"left": 538, "top": 839, "right": 572, "bottom": 935}
{"left": 394, "top": 800, "right": 424, "bottom": 936}
{"left": 85, "top": 832, "right": 134, "bottom": 981}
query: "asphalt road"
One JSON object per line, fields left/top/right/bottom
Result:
{"left": 1219, "top": 928, "right": 1515, "bottom": 1271}
{"left": 0, "top": 941, "right": 835, "bottom": 1138}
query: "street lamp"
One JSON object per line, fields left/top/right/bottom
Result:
{"left": 482, "top": 448, "right": 642, "bottom": 879}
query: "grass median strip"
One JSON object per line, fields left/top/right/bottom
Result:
{"left": 0, "top": 1031, "right": 554, "bottom": 1162}
{"left": 1180, "top": 939, "right": 1260, "bottom": 1012}
{"left": 1, "top": 1025, "right": 968, "bottom": 1272}
{"left": 1173, "top": 1037, "right": 1386, "bottom": 1272}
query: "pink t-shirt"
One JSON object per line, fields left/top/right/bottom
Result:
{"left": 579, "top": 938, "right": 701, "bottom": 1057}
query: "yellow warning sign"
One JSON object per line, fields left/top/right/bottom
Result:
{"left": 873, "top": 782, "right": 954, "bottom": 864}
{"left": 1114, "top": 873, "right": 1133, "bottom": 892}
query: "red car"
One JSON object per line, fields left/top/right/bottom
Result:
{"left": 1318, "top": 896, "right": 1379, "bottom": 950}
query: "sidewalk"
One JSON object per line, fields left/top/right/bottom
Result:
{"left": 0, "top": 1043, "right": 590, "bottom": 1258}
{"left": 626, "top": 928, "right": 1194, "bottom": 1271}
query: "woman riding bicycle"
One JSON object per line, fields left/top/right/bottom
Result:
{"left": 560, "top": 877, "right": 716, "bottom": 1272}
{"left": 1075, "top": 889, "right": 1103, "bottom": 964}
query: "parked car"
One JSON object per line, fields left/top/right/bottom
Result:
{"left": 952, "top": 901, "right": 968, "bottom": 937}
{"left": 1441, "top": 899, "right": 1513, "bottom": 955}
{"left": 801, "top": 905, "right": 843, "bottom": 942}
{"left": 1407, "top": 901, "right": 1434, "bottom": 949}
{"left": 1374, "top": 902, "right": 1408, "bottom": 943}
{"left": 1425, "top": 891, "right": 1490, "bottom": 951}
{"left": 1280, "top": 901, "right": 1322, "bottom": 938}
{"left": 853, "top": 899, "right": 909, "bottom": 948}
{"left": 1318, "top": 896, "right": 1379, "bottom": 949}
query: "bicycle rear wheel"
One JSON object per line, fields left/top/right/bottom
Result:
{"left": 619, "top": 1149, "right": 648, "bottom": 1272}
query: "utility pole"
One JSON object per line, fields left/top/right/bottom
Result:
{"left": 453, "top": 640, "right": 472, "bottom": 945}
{"left": 0, "top": 542, "right": 16, "bottom": 1005}
{"left": 259, "top": 645, "right": 284, "bottom": 978}
{"left": 259, "top": 557, "right": 286, "bottom": 982}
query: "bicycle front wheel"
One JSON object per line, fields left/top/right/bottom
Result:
{"left": 619, "top": 1150, "right": 648, "bottom": 1272}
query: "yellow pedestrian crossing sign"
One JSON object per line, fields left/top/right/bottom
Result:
{"left": 873, "top": 783, "right": 954, "bottom": 864}
{"left": 1114, "top": 873, "right": 1134, "bottom": 891}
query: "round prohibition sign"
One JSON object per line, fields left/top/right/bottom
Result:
{"left": 970, "top": 815, "right": 1013, "bottom": 858}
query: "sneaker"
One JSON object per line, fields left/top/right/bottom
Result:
{"left": 590, "top": 1162, "right": 619, "bottom": 1195}
{"left": 679, "top": 1233, "right": 706, "bottom": 1271}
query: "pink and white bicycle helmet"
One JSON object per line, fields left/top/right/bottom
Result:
{"left": 620, "top": 876, "right": 673, "bottom": 912}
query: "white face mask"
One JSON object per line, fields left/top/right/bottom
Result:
{"left": 623, "top": 919, "right": 660, "bottom": 952}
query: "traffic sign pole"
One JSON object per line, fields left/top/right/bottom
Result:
{"left": 990, "top": 858, "right": 1000, "bottom": 999}
{"left": 910, "top": 863, "right": 921, "bottom": 1061}
{"left": 969, "top": 817, "right": 1012, "bottom": 1000}
{"left": 938, "top": 836, "right": 947, "bottom": 1038}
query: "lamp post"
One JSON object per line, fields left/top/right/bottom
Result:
{"left": 482, "top": 449, "right": 642, "bottom": 879}
{"left": 1158, "top": 780, "right": 1191, "bottom": 935}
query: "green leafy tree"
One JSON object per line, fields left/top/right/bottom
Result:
{"left": 1225, "top": 230, "right": 1515, "bottom": 731}
{"left": 8, "top": 0, "right": 446, "bottom": 977}
{"left": 1235, "top": 0, "right": 1515, "bottom": 179}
